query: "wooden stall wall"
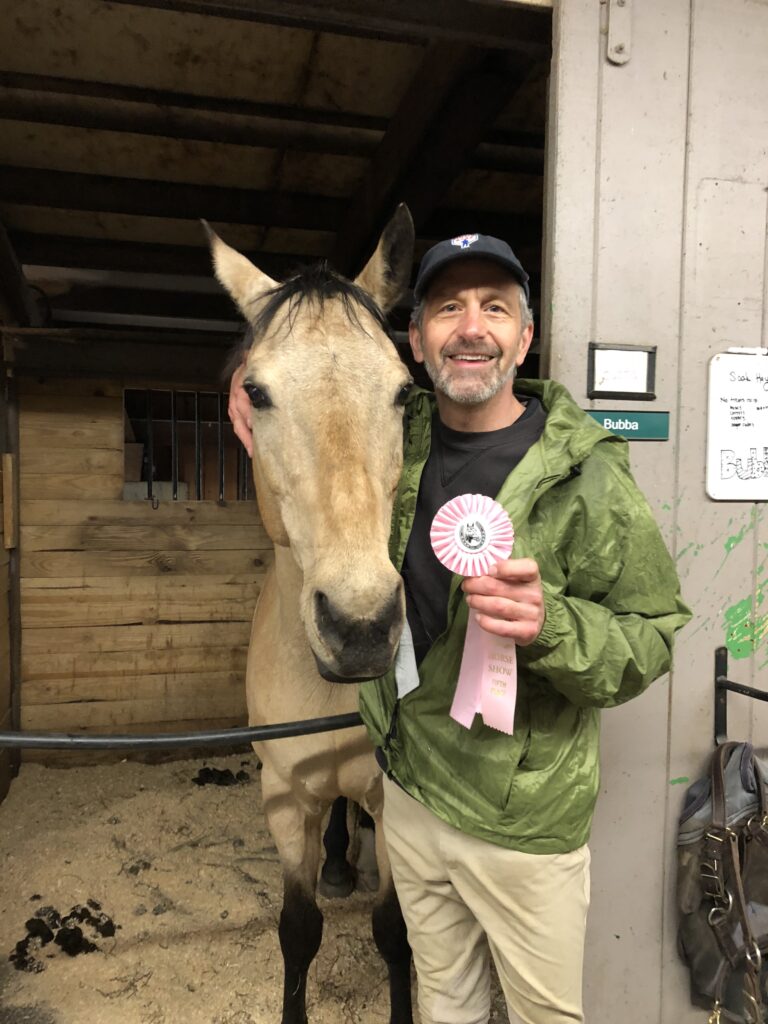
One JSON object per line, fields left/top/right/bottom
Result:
{"left": 17, "top": 377, "right": 270, "bottom": 760}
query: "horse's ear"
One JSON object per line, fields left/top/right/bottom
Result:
{"left": 354, "top": 204, "right": 415, "bottom": 313}
{"left": 203, "top": 221, "right": 278, "bottom": 317}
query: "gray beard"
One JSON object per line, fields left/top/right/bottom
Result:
{"left": 423, "top": 356, "right": 517, "bottom": 406}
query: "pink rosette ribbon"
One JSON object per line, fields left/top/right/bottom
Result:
{"left": 430, "top": 494, "right": 517, "bottom": 735}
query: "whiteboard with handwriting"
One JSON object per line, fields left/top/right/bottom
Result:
{"left": 706, "top": 349, "right": 768, "bottom": 500}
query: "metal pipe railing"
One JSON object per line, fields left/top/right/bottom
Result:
{"left": 0, "top": 712, "right": 363, "bottom": 751}
{"left": 714, "top": 645, "right": 768, "bottom": 745}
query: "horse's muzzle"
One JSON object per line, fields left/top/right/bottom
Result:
{"left": 312, "top": 585, "right": 403, "bottom": 682}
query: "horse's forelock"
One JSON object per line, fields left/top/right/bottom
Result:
{"left": 250, "top": 263, "right": 393, "bottom": 345}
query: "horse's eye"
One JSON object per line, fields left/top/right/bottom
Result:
{"left": 395, "top": 382, "right": 413, "bottom": 408}
{"left": 244, "top": 382, "right": 273, "bottom": 410}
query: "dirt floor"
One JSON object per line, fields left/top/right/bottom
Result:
{"left": 0, "top": 755, "right": 508, "bottom": 1024}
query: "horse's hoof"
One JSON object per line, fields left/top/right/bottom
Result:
{"left": 318, "top": 862, "right": 355, "bottom": 899}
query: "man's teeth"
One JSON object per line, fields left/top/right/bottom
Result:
{"left": 450, "top": 354, "right": 491, "bottom": 361}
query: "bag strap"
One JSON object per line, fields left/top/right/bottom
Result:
{"left": 709, "top": 743, "right": 764, "bottom": 1023}
{"left": 710, "top": 741, "right": 739, "bottom": 829}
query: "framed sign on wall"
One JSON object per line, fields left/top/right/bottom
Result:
{"left": 706, "top": 348, "right": 768, "bottom": 501}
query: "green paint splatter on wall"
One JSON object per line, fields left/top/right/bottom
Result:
{"left": 725, "top": 527, "right": 748, "bottom": 554}
{"left": 676, "top": 542, "right": 695, "bottom": 561}
{"left": 724, "top": 581, "right": 768, "bottom": 660}
{"left": 669, "top": 777, "right": 689, "bottom": 786}
{"left": 722, "top": 507, "right": 764, "bottom": 557}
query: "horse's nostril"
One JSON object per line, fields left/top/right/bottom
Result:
{"left": 314, "top": 591, "right": 347, "bottom": 635}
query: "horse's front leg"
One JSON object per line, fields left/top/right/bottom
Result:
{"left": 263, "top": 784, "right": 325, "bottom": 1024}
{"left": 372, "top": 815, "right": 413, "bottom": 1024}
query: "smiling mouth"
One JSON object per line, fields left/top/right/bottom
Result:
{"left": 447, "top": 353, "right": 495, "bottom": 363}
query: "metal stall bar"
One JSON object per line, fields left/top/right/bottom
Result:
{"left": 145, "top": 387, "right": 154, "bottom": 502}
{"left": 714, "top": 645, "right": 768, "bottom": 745}
{"left": 194, "top": 390, "right": 202, "bottom": 500}
{"left": 170, "top": 388, "right": 178, "bottom": 500}
{"left": 217, "top": 391, "right": 225, "bottom": 501}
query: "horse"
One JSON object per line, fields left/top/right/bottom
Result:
{"left": 206, "top": 206, "right": 415, "bottom": 1024}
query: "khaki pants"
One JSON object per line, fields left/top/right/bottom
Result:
{"left": 382, "top": 776, "right": 590, "bottom": 1024}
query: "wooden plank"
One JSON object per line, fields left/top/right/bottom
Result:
{"left": 22, "top": 573, "right": 256, "bottom": 590}
{"left": 0, "top": 165, "right": 344, "bottom": 232}
{"left": 22, "top": 666, "right": 248, "bottom": 706}
{"left": 19, "top": 404, "right": 123, "bottom": 448}
{"left": 20, "top": 447, "right": 123, "bottom": 475}
{"left": 2, "top": 454, "right": 17, "bottom": 549}
{"left": 334, "top": 43, "right": 532, "bottom": 271}
{"left": 18, "top": 378, "right": 123, "bottom": 398}
{"left": 21, "top": 576, "right": 259, "bottom": 627}
{"left": 23, "top": 646, "right": 247, "bottom": 684}
{"left": 21, "top": 691, "right": 248, "bottom": 729}
{"left": 20, "top": 394, "right": 123, "bottom": 418}
{"left": 21, "top": 548, "right": 272, "bottom": 577}
{"left": 0, "top": 74, "right": 383, "bottom": 158}
{"left": 12, "top": 231, "right": 318, "bottom": 281}
{"left": 107, "top": 0, "right": 553, "bottom": 53}
{"left": 21, "top": 498, "right": 261, "bottom": 526}
{"left": 21, "top": 620, "right": 250, "bottom": 655}
{"left": 22, "top": 522, "right": 272, "bottom": 552}
{"left": 20, "top": 474, "right": 124, "bottom": 500}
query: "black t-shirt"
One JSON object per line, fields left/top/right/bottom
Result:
{"left": 401, "top": 397, "right": 546, "bottom": 664}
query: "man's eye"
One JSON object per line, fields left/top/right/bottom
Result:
{"left": 244, "top": 383, "right": 273, "bottom": 409}
{"left": 395, "top": 382, "right": 414, "bottom": 407}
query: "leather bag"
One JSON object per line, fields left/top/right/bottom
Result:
{"left": 678, "top": 742, "right": 768, "bottom": 1023}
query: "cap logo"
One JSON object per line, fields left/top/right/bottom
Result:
{"left": 450, "top": 234, "right": 479, "bottom": 250}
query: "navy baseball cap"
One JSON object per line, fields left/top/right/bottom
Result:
{"left": 413, "top": 233, "right": 530, "bottom": 303}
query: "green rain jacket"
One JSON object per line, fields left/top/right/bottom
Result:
{"left": 359, "top": 379, "right": 691, "bottom": 854}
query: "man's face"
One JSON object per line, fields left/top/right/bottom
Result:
{"left": 409, "top": 260, "right": 534, "bottom": 407}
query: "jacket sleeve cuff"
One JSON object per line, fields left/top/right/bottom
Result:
{"left": 519, "top": 584, "right": 567, "bottom": 658}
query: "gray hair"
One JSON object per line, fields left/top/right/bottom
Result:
{"left": 410, "top": 284, "right": 533, "bottom": 333}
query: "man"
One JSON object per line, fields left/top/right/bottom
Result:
{"left": 229, "top": 234, "right": 691, "bottom": 1024}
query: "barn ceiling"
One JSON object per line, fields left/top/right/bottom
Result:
{"left": 0, "top": 0, "right": 552, "bottom": 381}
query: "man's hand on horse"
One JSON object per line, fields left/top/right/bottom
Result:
{"left": 461, "top": 558, "right": 545, "bottom": 645}
{"left": 229, "top": 362, "right": 254, "bottom": 457}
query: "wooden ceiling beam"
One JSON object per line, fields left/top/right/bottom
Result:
{"left": 3, "top": 329, "right": 235, "bottom": 384}
{"left": 48, "top": 285, "right": 238, "bottom": 323}
{"left": 0, "top": 73, "right": 545, "bottom": 172}
{"left": 333, "top": 47, "right": 540, "bottom": 273}
{"left": 0, "top": 73, "right": 381, "bottom": 158}
{"left": 13, "top": 232, "right": 320, "bottom": 280}
{"left": 0, "top": 166, "right": 342, "bottom": 232}
{"left": 331, "top": 41, "right": 482, "bottom": 273}
{"left": 0, "top": 72, "right": 389, "bottom": 130}
{"left": 107, "top": 0, "right": 552, "bottom": 56}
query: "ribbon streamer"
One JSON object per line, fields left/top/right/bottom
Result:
{"left": 430, "top": 494, "right": 517, "bottom": 735}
